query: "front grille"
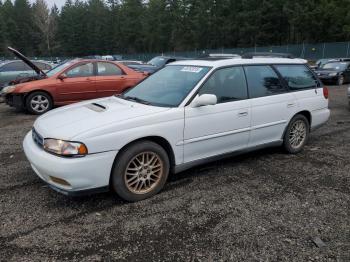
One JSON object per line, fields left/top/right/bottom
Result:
{"left": 32, "top": 128, "right": 44, "bottom": 148}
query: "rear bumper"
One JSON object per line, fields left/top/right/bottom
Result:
{"left": 311, "top": 108, "right": 330, "bottom": 131}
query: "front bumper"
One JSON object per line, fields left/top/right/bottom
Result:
{"left": 317, "top": 75, "right": 338, "bottom": 83}
{"left": 5, "top": 93, "right": 24, "bottom": 108}
{"left": 23, "top": 131, "right": 117, "bottom": 195}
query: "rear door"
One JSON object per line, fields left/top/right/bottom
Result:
{"left": 56, "top": 62, "right": 96, "bottom": 103}
{"left": 244, "top": 65, "right": 296, "bottom": 146}
{"left": 95, "top": 62, "right": 130, "bottom": 98}
{"left": 184, "top": 66, "right": 251, "bottom": 163}
{"left": 274, "top": 64, "right": 325, "bottom": 128}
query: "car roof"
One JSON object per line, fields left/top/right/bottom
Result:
{"left": 170, "top": 57, "right": 308, "bottom": 67}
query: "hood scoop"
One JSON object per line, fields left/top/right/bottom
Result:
{"left": 85, "top": 103, "right": 107, "bottom": 112}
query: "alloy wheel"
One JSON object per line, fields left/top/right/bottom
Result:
{"left": 124, "top": 152, "right": 163, "bottom": 194}
{"left": 30, "top": 95, "right": 49, "bottom": 113}
{"left": 289, "top": 120, "right": 307, "bottom": 149}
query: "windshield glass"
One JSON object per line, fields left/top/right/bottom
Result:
{"left": 147, "top": 57, "right": 167, "bottom": 67}
{"left": 321, "top": 62, "right": 348, "bottom": 71}
{"left": 46, "top": 60, "right": 74, "bottom": 77}
{"left": 121, "top": 65, "right": 211, "bottom": 107}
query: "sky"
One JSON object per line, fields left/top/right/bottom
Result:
{"left": 29, "top": 0, "right": 75, "bottom": 9}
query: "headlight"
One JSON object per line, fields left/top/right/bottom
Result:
{"left": 328, "top": 72, "right": 338, "bottom": 77}
{"left": 2, "top": 85, "right": 16, "bottom": 94}
{"left": 43, "top": 138, "right": 88, "bottom": 157}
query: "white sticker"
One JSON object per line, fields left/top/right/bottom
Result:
{"left": 181, "top": 66, "right": 203, "bottom": 73}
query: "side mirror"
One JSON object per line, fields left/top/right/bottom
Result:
{"left": 58, "top": 73, "right": 67, "bottom": 80}
{"left": 191, "top": 94, "right": 217, "bottom": 108}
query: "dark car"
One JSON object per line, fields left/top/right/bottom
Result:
{"left": 314, "top": 61, "right": 350, "bottom": 85}
{"left": 128, "top": 56, "right": 189, "bottom": 74}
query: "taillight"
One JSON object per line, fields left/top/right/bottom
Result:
{"left": 323, "top": 86, "right": 329, "bottom": 99}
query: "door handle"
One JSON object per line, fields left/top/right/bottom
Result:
{"left": 238, "top": 111, "right": 248, "bottom": 117}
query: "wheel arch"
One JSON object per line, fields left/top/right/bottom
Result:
{"left": 109, "top": 136, "right": 176, "bottom": 186}
{"left": 24, "top": 89, "right": 54, "bottom": 107}
{"left": 282, "top": 110, "right": 312, "bottom": 139}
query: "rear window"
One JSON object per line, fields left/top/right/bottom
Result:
{"left": 275, "top": 65, "right": 317, "bottom": 90}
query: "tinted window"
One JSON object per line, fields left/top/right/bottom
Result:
{"left": 97, "top": 62, "right": 123, "bottom": 76}
{"left": 66, "top": 63, "right": 94, "bottom": 78}
{"left": 1, "top": 61, "right": 25, "bottom": 72}
{"left": 244, "top": 65, "right": 285, "bottom": 98}
{"left": 122, "top": 65, "right": 211, "bottom": 107}
{"left": 275, "top": 65, "right": 317, "bottom": 90}
{"left": 199, "top": 66, "right": 248, "bottom": 103}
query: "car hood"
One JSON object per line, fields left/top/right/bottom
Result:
{"left": 34, "top": 96, "right": 170, "bottom": 140}
{"left": 8, "top": 47, "right": 47, "bottom": 77}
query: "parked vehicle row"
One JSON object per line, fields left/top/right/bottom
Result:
{"left": 1, "top": 47, "right": 148, "bottom": 114}
{"left": 23, "top": 54, "right": 330, "bottom": 201}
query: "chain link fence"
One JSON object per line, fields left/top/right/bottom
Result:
{"left": 123, "top": 41, "right": 350, "bottom": 62}
{"left": 2, "top": 41, "right": 350, "bottom": 62}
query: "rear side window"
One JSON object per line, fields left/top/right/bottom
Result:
{"left": 97, "top": 62, "right": 123, "bottom": 76}
{"left": 244, "top": 65, "right": 286, "bottom": 98}
{"left": 199, "top": 66, "right": 248, "bottom": 103}
{"left": 275, "top": 65, "right": 316, "bottom": 90}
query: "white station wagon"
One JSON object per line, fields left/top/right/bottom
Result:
{"left": 23, "top": 56, "right": 330, "bottom": 201}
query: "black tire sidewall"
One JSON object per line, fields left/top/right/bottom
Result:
{"left": 283, "top": 114, "right": 310, "bottom": 154}
{"left": 25, "top": 91, "right": 53, "bottom": 115}
{"left": 111, "top": 141, "right": 170, "bottom": 202}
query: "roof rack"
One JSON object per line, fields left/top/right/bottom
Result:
{"left": 242, "top": 52, "right": 294, "bottom": 59}
{"left": 197, "top": 53, "right": 241, "bottom": 61}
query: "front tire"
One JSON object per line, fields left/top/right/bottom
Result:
{"left": 283, "top": 114, "right": 310, "bottom": 154}
{"left": 111, "top": 141, "right": 170, "bottom": 202}
{"left": 337, "top": 75, "right": 344, "bottom": 86}
{"left": 25, "top": 91, "right": 53, "bottom": 115}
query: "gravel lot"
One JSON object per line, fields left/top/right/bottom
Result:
{"left": 0, "top": 86, "right": 349, "bottom": 261}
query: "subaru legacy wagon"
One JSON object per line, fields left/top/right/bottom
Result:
{"left": 23, "top": 56, "right": 330, "bottom": 202}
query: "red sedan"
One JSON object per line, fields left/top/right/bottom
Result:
{"left": 2, "top": 48, "right": 147, "bottom": 114}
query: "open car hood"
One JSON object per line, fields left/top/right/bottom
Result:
{"left": 8, "top": 47, "right": 47, "bottom": 77}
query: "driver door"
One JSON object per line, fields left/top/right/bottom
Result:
{"left": 56, "top": 62, "right": 96, "bottom": 104}
{"left": 184, "top": 66, "right": 251, "bottom": 163}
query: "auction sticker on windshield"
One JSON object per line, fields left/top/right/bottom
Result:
{"left": 181, "top": 66, "right": 204, "bottom": 73}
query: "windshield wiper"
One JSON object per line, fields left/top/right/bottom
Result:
{"left": 123, "top": 96, "right": 151, "bottom": 105}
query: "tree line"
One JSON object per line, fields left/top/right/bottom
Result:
{"left": 0, "top": 0, "right": 350, "bottom": 57}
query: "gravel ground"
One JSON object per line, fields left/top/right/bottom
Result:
{"left": 0, "top": 86, "right": 349, "bottom": 261}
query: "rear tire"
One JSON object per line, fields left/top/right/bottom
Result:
{"left": 111, "top": 141, "right": 170, "bottom": 202}
{"left": 25, "top": 91, "right": 53, "bottom": 115}
{"left": 283, "top": 114, "right": 310, "bottom": 154}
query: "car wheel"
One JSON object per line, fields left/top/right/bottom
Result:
{"left": 337, "top": 75, "right": 344, "bottom": 86}
{"left": 283, "top": 114, "right": 310, "bottom": 154}
{"left": 111, "top": 141, "right": 170, "bottom": 202}
{"left": 25, "top": 91, "right": 53, "bottom": 115}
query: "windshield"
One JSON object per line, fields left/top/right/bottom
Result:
{"left": 46, "top": 60, "right": 74, "bottom": 77}
{"left": 120, "top": 65, "right": 211, "bottom": 107}
{"left": 147, "top": 57, "right": 167, "bottom": 67}
{"left": 321, "top": 62, "right": 348, "bottom": 71}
